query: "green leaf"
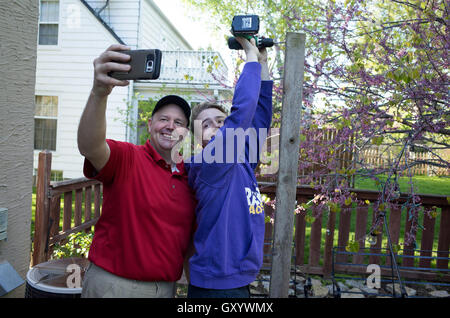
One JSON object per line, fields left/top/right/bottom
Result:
{"left": 345, "top": 197, "right": 352, "bottom": 206}
{"left": 371, "top": 136, "right": 384, "bottom": 146}
{"left": 328, "top": 202, "right": 341, "bottom": 213}
{"left": 392, "top": 244, "right": 401, "bottom": 254}
{"left": 346, "top": 241, "right": 360, "bottom": 253}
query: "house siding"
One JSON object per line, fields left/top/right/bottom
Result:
{"left": 86, "top": 0, "right": 140, "bottom": 48}
{"left": 138, "top": 0, "right": 191, "bottom": 50}
{"left": 35, "top": 0, "right": 129, "bottom": 179}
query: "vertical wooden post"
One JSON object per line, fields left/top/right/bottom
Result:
{"left": 32, "top": 151, "right": 52, "bottom": 266}
{"left": 269, "top": 32, "right": 306, "bottom": 298}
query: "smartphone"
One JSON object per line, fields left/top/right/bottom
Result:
{"left": 109, "top": 49, "right": 162, "bottom": 80}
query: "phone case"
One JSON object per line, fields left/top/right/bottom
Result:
{"left": 109, "top": 49, "right": 162, "bottom": 80}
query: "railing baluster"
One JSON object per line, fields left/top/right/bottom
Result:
{"left": 63, "top": 191, "right": 72, "bottom": 232}
{"left": 294, "top": 196, "right": 308, "bottom": 266}
{"left": 336, "top": 204, "right": 352, "bottom": 264}
{"left": 402, "top": 209, "right": 416, "bottom": 268}
{"left": 386, "top": 205, "right": 402, "bottom": 267}
{"left": 419, "top": 206, "right": 437, "bottom": 268}
{"left": 74, "top": 188, "right": 83, "bottom": 227}
{"left": 437, "top": 206, "right": 450, "bottom": 269}
{"left": 353, "top": 205, "right": 369, "bottom": 264}
{"left": 309, "top": 205, "right": 323, "bottom": 267}
{"left": 85, "top": 185, "right": 92, "bottom": 222}
{"left": 263, "top": 204, "right": 274, "bottom": 267}
{"left": 158, "top": 50, "right": 228, "bottom": 84}
{"left": 49, "top": 195, "right": 61, "bottom": 236}
{"left": 323, "top": 206, "right": 337, "bottom": 278}
{"left": 369, "top": 209, "right": 383, "bottom": 265}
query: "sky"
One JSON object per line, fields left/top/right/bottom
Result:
{"left": 152, "top": 0, "right": 234, "bottom": 80}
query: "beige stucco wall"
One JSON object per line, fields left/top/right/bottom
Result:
{"left": 0, "top": 1, "right": 38, "bottom": 297}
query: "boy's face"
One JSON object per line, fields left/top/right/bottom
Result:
{"left": 195, "top": 108, "right": 226, "bottom": 148}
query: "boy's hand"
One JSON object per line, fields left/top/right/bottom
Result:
{"left": 258, "top": 47, "right": 270, "bottom": 80}
{"left": 235, "top": 37, "right": 259, "bottom": 62}
{"left": 258, "top": 47, "right": 268, "bottom": 64}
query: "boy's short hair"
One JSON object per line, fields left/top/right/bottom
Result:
{"left": 190, "top": 102, "right": 228, "bottom": 133}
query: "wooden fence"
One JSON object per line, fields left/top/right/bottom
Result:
{"left": 32, "top": 151, "right": 102, "bottom": 266}
{"left": 259, "top": 182, "right": 450, "bottom": 282}
{"left": 358, "top": 147, "right": 449, "bottom": 176}
{"left": 32, "top": 151, "right": 449, "bottom": 283}
{"left": 256, "top": 128, "right": 356, "bottom": 186}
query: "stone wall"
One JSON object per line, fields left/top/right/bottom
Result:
{"left": 0, "top": 0, "right": 38, "bottom": 298}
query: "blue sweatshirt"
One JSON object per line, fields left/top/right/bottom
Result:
{"left": 186, "top": 62, "right": 273, "bottom": 289}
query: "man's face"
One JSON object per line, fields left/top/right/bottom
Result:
{"left": 195, "top": 108, "right": 226, "bottom": 148}
{"left": 148, "top": 104, "right": 188, "bottom": 153}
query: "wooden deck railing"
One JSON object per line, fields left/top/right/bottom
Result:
{"left": 32, "top": 151, "right": 449, "bottom": 284}
{"left": 32, "top": 151, "right": 102, "bottom": 266}
{"left": 259, "top": 182, "right": 450, "bottom": 282}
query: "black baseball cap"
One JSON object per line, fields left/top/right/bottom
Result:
{"left": 152, "top": 95, "right": 191, "bottom": 127}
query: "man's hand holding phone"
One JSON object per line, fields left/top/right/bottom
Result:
{"left": 92, "top": 44, "right": 131, "bottom": 98}
{"left": 92, "top": 44, "right": 162, "bottom": 98}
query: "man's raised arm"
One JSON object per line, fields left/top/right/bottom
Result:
{"left": 77, "top": 44, "right": 131, "bottom": 172}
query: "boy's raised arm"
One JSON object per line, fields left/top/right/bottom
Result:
{"left": 77, "top": 44, "right": 131, "bottom": 172}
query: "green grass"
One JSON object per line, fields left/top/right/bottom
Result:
{"left": 354, "top": 175, "right": 450, "bottom": 196}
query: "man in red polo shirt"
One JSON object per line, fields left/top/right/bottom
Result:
{"left": 77, "top": 44, "right": 196, "bottom": 298}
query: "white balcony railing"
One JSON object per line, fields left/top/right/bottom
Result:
{"left": 155, "top": 50, "right": 229, "bottom": 86}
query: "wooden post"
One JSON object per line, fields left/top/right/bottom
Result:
{"left": 32, "top": 151, "right": 52, "bottom": 266}
{"left": 269, "top": 32, "right": 306, "bottom": 298}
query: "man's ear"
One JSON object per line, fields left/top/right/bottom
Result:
{"left": 147, "top": 117, "right": 153, "bottom": 133}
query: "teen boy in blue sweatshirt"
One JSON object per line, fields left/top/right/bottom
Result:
{"left": 185, "top": 37, "right": 273, "bottom": 298}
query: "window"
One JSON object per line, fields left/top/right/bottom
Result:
{"left": 38, "top": 0, "right": 59, "bottom": 45}
{"left": 34, "top": 96, "right": 58, "bottom": 151}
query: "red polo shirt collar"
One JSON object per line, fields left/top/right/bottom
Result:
{"left": 144, "top": 139, "right": 185, "bottom": 175}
